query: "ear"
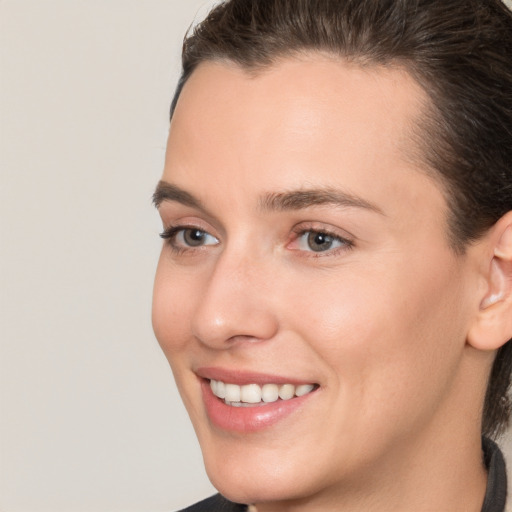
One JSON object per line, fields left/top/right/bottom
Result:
{"left": 467, "top": 211, "right": 512, "bottom": 351}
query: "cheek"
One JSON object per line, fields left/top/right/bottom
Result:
{"left": 152, "top": 255, "right": 196, "bottom": 358}
{"left": 283, "top": 254, "right": 469, "bottom": 425}
{"left": 152, "top": 257, "right": 206, "bottom": 420}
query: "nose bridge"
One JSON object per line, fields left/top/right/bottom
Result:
{"left": 191, "top": 245, "right": 278, "bottom": 348}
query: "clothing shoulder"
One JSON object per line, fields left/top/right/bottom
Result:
{"left": 178, "top": 494, "right": 246, "bottom": 512}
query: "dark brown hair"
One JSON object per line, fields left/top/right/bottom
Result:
{"left": 170, "top": 0, "right": 512, "bottom": 438}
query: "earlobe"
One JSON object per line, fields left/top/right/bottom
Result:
{"left": 468, "top": 214, "right": 512, "bottom": 351}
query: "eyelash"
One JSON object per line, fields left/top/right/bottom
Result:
{"left": 159, "top": 225, "right": 354, "bottom": 257}
{"left": 159, "top": 227, "right": 180, "bottom": 253}
{"left": 290, "top": 226, "right": 354, "bottom": 257}
{"left": 159, "top": 226, "right": 217, "bottom": 255}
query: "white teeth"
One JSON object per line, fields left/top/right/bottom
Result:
{"left": 209, "top": 379, "right": 316, "bottom": 405}
{"left": 278, "top": 384, "right": 295, "bottom": 400}
{"left": 216, "top": 380, "right": 226, "bottom": 399}
{"left": 261, "top": 383, "right": 279, "bottom": 403}
{"left": 240, "top": 384, "right": 262, "bottom": 403}
{"left": 295, "top": 384, "right": 315, "bottom": 397}
{"left": 224, "top": 383, "right": 241, "bottom": 402}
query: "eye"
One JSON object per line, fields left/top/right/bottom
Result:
{"left": 294, "top": 230, "right": 352, "bottom": 253}
{"left": 177, "top": 228, "right": 218, "bottom": 247}
{"left": 160, "top": 227, "right": 219, "bottom": 249}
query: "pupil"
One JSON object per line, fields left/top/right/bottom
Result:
{"left": 185, "top": 229, "right": 205, "bottom": 246}
{"left": 308, "top": 232, "right": 333, "bottom": 252}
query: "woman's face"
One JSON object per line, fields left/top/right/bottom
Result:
{"left": 153, "top": 57, "right": 480, "bottom": 506}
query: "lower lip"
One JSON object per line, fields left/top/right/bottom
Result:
{"left": 201, "top": 380, "right": 316, "bottom": 433}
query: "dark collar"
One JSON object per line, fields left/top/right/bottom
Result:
{"left": 482, "top": 437, "right": 507, "bottom": 512}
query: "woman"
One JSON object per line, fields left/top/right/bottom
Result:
{"left": 153, "top": 1, "right": 512, "bottom": 510}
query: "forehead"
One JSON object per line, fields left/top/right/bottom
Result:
{"left": 165, "top": 56, "right": 445, "bottom": 227}
{"left": 174, "top": 55, "right": 427, "bottom": 139}
{"left": 169, "top": 55, "right": 430, "bottom": 175}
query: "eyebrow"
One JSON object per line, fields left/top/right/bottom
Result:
{"left": 153, "top": 180, "right": 383, "bottom": 215}
{"left": 259, "top": 189, "right": 384, "bottom": 215}
{"left": 153, "top": 181, "right": 205, "bottom": 210}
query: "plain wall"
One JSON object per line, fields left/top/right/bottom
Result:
{"left": 1, "top": 1, "right": 218, "bottom": 511}
{"left": 1, "top": 1, "right": 512, "bottom": 511}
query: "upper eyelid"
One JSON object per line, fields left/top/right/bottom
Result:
{"left": 291, "top": 222, "right": 355, "bottom": 241}
{"left": 294, "top": 226, "right": 349, "bottom": 237}
{"left": 156, "top": 201, "right": 222, "bottom": 233}
{"left": 161, "top": 225, "right": 217, "bottom": 238}
{"left": 158, "top": 211, "right": 224, "bottom": 237}
{"left": 160, "top": 217, "right": 218, "bottom": 233}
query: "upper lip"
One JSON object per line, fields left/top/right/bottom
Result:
{"left": 196, "top": 367, "right": 317, "bottom": 386}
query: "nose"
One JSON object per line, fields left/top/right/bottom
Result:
{"left": 191, "top": 251, "right": 279, "bottom": 349}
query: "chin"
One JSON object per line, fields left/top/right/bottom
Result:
{"left": 201, "top": 443, "right": 324, "bottom": 506}
{"left": 209, "top": 474, "right": 304, "bottom": 507}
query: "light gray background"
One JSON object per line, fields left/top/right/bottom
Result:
{"left": 1, "top": 1, "right": 512, "bottom": 511}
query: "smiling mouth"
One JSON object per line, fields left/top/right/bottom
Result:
{"left": 209, "top": 379, "right": 319, "bottom": 407}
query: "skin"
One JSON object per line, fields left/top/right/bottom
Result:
{"left": 152, "top": 57, "right": 498, "bottom": 511}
